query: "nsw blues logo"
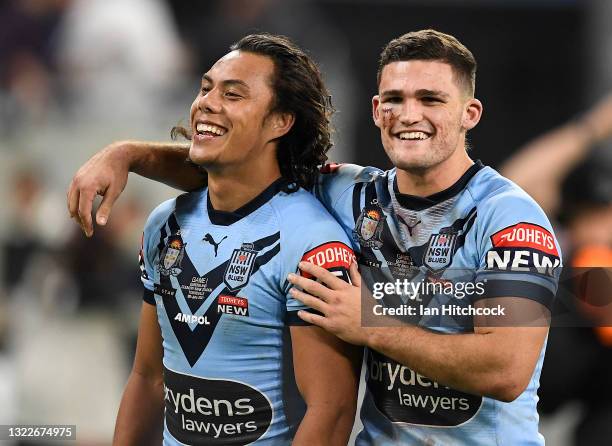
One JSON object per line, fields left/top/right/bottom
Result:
{"left": 158, "top": 235, "right": 186, "bottom": 276}
{"left": 423, "top": 231, "right": 458, "bottom": 272}
{"left": 223, "top": 244, "right": 258, "bottom": 292}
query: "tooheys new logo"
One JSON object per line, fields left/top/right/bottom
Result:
{"left": 299, "top": 241, "right": 355, "bottom": 282}
{"left": 487, "top": 222, "right": 561, "bottom": 276}
{"left": 164, "top": 366, "right": 272, "bottom": 445}
{"left": 367, "top": 351, "right": 482, "bottom": 426}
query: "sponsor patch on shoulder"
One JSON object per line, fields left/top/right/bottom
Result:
{"left": 490, "top": 222, "right": 559, "bottom": 256}
{"left": 300, "top": 241, "right": 355, "bottom": 282}
{"left": 487, "top": 222, "right": 561, "bottom": 275}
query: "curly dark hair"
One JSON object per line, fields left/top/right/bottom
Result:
{"left": 172, "top": 33, "right": 334, "bottom": 191}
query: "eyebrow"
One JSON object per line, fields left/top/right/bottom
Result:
{"left": 202, "top": 74, "right": 250, "bottom": 90}
{"left": 380, "top": 89, "right": 404, "bottom": 99}
{"left": 416, "top": 89, "right": 449, "bottom": 99}
{"left": 380, "top": 88, "right": 450, "bottom": 99}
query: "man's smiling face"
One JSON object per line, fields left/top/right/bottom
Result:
{"left": 189, "top": 50, "right": 278, "bottom": 172}
{"left": 373, "top": 60, "right": 479, "bottom": 173}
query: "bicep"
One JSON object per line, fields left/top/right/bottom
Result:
{"left": 132, "top": 303, "right": 164, "bottom": 381}
{"left": 290, "top": 325, "right": 361, "bottom": 404}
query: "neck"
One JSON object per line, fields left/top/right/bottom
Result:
{"left": 207, "top": 149, "right": 282, "bottom": 212}
{"left": 396, "top": 147, "right": 473, "bottom": 197}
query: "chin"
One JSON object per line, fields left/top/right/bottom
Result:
{"left": 394, "top": 160, "right": 433, "bottom": 173}
{"left": 388, "top": 144, "right": 456, "bottom": 173}
{"left": 187, "top": 152, "right": 207, "bottom": 166}
{"left": 387, "top": 149, "right": 432, "bottom": 171}
{"left": 189, "top": 144, "right": 217, "bottom": 166}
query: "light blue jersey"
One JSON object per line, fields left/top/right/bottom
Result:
{"left": 139, "top": 178, "right": 354, "bottom": 445}
{"left": 315, "top": 161, "right": 562, "bottom": 446}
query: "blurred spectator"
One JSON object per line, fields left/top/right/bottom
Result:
{"left": 0, "top": 163, "right": 145, "bottom": 443}
{"left": 501, "top": 92, "right": 612, "bottom": 219}
{"left": 2, "top": 165, "right": 70, "bottom": 293}
{"left": 502, "top": 93, "right": 612, "bottom": 446}
{"left": 55, "top": 0, "right": 189, "bottom": 124}
{"left": 0, "top": 0, "right": 69, "bottom": 133}
{"left": 60, "top": 196, "right": 145, "bottom": 309}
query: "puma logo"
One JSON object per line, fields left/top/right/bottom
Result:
{"left": 203, "top": 233, "right": 227, "bottom": 257}
{"left": 397, "top": 215, "right": 421, "bottom": 236}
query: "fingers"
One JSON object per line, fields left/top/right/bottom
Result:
{"left": 297, "top": 261, "right": 349, "bottom": 290}
{"left": 67, "top": 179, "right": 77, "bottom": 218}
{"left": 297, "top": 310, "right": 327, "bottom": 328}
{"left": 349, "top": 261, "right": 361, "bottom": 287}
{"left": 96, "top": 185, "right": 120, "bottom": 226}
{"left": 68, "top": 178, "right": 87, "bottom": 233}
{"left": 287, "top": 272, "right": 333, "bottom": 302}
{"left": 290, "top": 288, "right": 328, "bottom": 313}
{"left": 68, "top": 172, "right": 95, "bottom": 237}
{"left": 66, "top": 144, "right": 127, "bottom": 237}
{"left": 77, "top": 189, "right": 95, "bottom": 237}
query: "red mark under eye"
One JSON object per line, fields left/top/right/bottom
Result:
{"left": 382, "top": 107, "right": 397, "bottom": 127}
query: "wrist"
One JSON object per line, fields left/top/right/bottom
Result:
{"left": 362, "top": 327, "right": 379, "bottom": 349}
{"left": 107, "top": 140, "right": 142, "bottom": 172}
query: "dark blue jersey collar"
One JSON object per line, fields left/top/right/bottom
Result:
{"left": 207, "top": 177, "right": 290, "bottom": 226}
{"left": 393, "top": 160, "right": 484, "bottom": 211}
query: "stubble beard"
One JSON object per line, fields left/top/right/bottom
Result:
{"left": 385, "top": 137, "right": 451, "bottom": 175}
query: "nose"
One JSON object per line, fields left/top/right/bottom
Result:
{"left": 197, "top": 88, "right": 222, "bottom": 114}
{"left": 398, "top": 99, "right": 423, "bottom": 125}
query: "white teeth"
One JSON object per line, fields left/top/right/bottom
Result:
{"left": 196, "top": 123, "right": 226, "bottom": 136}
{"left": 399, "top": 131, "right": 429, "bottom": 140}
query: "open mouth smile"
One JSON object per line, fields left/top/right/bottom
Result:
{"left": 194, "top": 122, "right": 228, "bottom": 139}
{"left": 395, "top": 131, "right": 431, "bottom": 141}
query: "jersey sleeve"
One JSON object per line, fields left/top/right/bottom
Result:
{"left": 139, "top": 199, "right": 176, "bottom": 306}
{"left": 474, "top": 191, "right": 562, "bottom": 310}
{"left": 279, "top": 211, "right": 356, "bottom": 326}
{"left": 139, "top": 231, "right": 156, "bottom": 305}
{"left": 314, "top": 163, "right": 375, "bottom": 210}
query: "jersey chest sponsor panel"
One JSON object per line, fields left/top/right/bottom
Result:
{"left": 140, "top": 183, "right": 353, "bottom": 445}
{"left": 316, "top": 163, "right": 561, "bottom": 445}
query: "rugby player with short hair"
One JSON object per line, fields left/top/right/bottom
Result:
{"left": 69, "top": 30, "right": 561, "bottom": 445}
{"left": 109, "top": 33, "right": 361, "bottom": 445}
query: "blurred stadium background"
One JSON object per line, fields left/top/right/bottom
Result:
{"left": 0, "top": 0, "right": 610, "bottom": 445}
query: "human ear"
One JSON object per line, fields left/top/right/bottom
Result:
{"left": 463, "top": 98, "right": 483, "bottom": 130}
{"left": 372, "top": 95, "right": 382, "bottom": 128}
{"left": 269, "top": 111, "right": 295, "bottom": 139}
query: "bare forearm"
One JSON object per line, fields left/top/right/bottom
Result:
{"left": 113, "top": 371, "right": 165, "bottom": 446}
{"left": 501, "top": 121, "right": 593, "bottom": 191}
{"left": 366, "top": 326, "right": 522, "bottom": 401}
{"left": 292, "top": 403, "right": 356, "bottom": 446}
{"left": 119, "top": 140, "right": 207, "bottom": 191}
{"left": 290, "top": 326, "right": 360, "bottom": 445}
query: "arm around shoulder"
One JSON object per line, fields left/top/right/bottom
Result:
{"left": 67, "top": 140, "right": 205, "bottom": 237}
